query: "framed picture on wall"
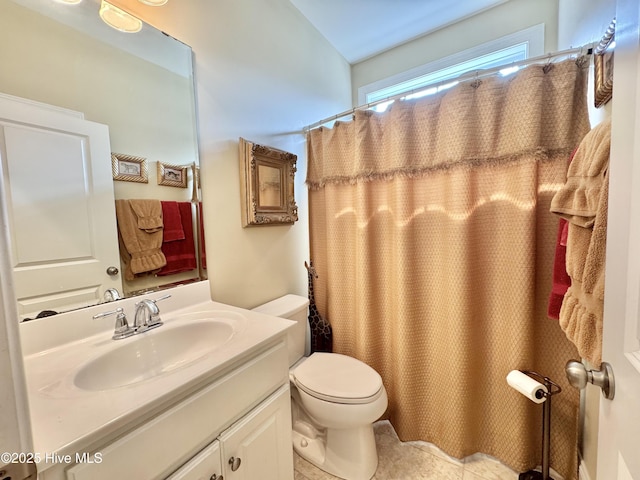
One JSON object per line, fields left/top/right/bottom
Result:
{"left": 594, "top": 18, "right": 615, "bottom": 108}
{"left": 112, "top": 153, "right": 148, "bottom": 183}
{"left": 238, "top": 137, "right": 298, "bottom": 227}
{"left": 157, "top": 162, "right": 188, "bottom": 188}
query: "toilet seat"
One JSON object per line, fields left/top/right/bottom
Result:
{"left": 292, "top": 352, "right": 384, "bottom": 405}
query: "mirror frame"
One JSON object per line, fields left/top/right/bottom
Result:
{"left": 239, "top": 137, "right": 298, "bottom": 227}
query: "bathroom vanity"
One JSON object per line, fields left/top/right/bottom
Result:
{"left": 19, "top": 282, "right": 295, "bottom": 480}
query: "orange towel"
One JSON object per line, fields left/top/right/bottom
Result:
{"left": 115, "top": 199, "right": 166, "bottom": 280}
{"left": 128, "top": 199, "right": 163, "bottom": 232}
{"left": 550, "top": 119, "right": 610, "bottom": 366}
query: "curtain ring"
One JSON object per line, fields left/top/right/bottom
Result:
{"left": 543, "top": 54, "right": 554, "bottom": 73}
{"left": 470, "top": 70, "right": 482, "bottom": 89}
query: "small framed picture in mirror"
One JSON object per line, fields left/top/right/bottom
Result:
{"left": 594, "top": 18, "right": 615, "bottom": 108}
{"left": 112, "top": 153, "right": 148, "bottom": 183}
{"left": 239, "top": 137, "right": 298, "bottom": 227}
{"left": 157, "top": 162, "right": 188, "bottom": 188}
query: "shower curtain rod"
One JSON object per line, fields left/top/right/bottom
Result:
{"left": 303, "top": 44, "right": 593, "bottom": 132}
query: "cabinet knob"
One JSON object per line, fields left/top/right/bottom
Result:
{"left": 210, "top": 475, "right": 222, "bottom": 480}
{"left": 228, "top": 456, "right": 241, "bottom": 471}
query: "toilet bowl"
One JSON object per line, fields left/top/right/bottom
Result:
{"left": 252, "top": 295, "right": 388, "bottom": 480}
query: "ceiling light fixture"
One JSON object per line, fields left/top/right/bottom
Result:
{"left": 99, "top": 0, "right": 142, "bottom": 33}
{"left": 138, "top": 0, "right": 168, "bottom": 5}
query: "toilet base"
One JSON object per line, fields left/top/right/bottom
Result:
{"left": 293, "top": 422, "right": 378, "bottom": 480}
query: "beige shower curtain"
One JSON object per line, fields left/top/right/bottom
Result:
{"left": 307, "top": 59, "right": 590, "bottom": 478}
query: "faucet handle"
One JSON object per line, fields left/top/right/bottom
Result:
{"left": 152, "top": 294, "right": 171, "bottom": 304}
{"left": 147, "top": 294, "right": 171, "bottom": 327}
{"left": 93, "top": 307, "right": 134, "bottom": 340}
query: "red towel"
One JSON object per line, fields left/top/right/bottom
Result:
{"left": 548, "top": 148, "right": 577, "bottom": 319}
{"left": 158, "top": 202, "right": 197, "bottom": 276}
{"left": 548, "top": 218, "right": 571, "bottom": 319}
{"left": 161, "top": 201, "right": 185, "bottom": 242}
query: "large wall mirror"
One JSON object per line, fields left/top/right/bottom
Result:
{"left": 0, "top": 0, "right": 205, "bottom": 320}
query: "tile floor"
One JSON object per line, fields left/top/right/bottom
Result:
{"left": 293, "top": 420, "right": 523, "bottom": 480}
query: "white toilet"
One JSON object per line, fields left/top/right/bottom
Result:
{"left": 252, "top": 294, "right": 388, "bottom": 480}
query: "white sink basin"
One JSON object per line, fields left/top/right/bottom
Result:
{"left": 74, "top": 312, "right": 246, "bottom": 391}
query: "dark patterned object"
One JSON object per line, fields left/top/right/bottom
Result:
{"left": 305, "top": 261, "right": 333, "bottom": 353}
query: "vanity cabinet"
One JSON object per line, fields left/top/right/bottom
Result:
{"left": 54, "top": 340, "right": 293, "bottom": 480}
{"left": 168, "top": 384, "right": 292, "bottom": 480}
{"left": 218, "top": 383, "right": 292, "bottom": 480}
{"left": 167, "top": 441, "right": 222, "bottom": 480}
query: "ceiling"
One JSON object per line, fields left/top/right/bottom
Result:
{"left": 289, "top": 0, "right": 509, "bottom": 64}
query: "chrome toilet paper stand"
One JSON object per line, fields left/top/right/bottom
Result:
{"left": 518, "top": 371, "right": 562, "bottom": 480}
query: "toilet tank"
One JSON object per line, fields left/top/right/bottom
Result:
{"left": 251, "top": 294, "right": 310, "bottom": 366}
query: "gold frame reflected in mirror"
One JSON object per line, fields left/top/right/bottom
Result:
{"left": 239, "top": 137, "right": 298, "bottom": 227}
{"left": 112, "top": 153, "right": 148, "bottom": 183}
{"left": 594, "top": 18, "right": 615, "bottom": 108}
{"left": 157, "top": 161, "right": 188, "bottom": 188}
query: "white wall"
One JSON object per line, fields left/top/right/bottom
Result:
{"left": 558, "top": 2, "right": 616, "bottom": 478}
{"left": 351, "top": 0, "right": 560, "bottom": 104}
{"left": 558, "top": 0, "right": 617, "bottom": 49}
{"left": 109, "top": 0, "right": 352, "bottom": 308}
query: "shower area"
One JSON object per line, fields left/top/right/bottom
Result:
{"left": 305, "top": 54, "right": 594, "bottom": 479}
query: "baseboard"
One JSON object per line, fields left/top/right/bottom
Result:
{"left": 579, "top": 457, "right": 593, "bottom": 480}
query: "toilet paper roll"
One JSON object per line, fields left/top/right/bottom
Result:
{"left": 506, "top": 370, "right": 548, "bottom": 404}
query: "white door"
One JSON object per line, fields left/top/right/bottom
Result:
{"left": 0, "top": 94, "right": 122, "bottom": 319}
{"left": 597, "top": 1, "right": 640, "bottom": 478}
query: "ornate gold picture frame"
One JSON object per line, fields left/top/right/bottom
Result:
{"left": 111, "top": 153, "right": 148, "bottom": 183}
{"left": 239, "top": 137, "right": 298, "bottom": 227}
{"left": 157, "top": 162, "right": 188, "bottom": 188}
{"left": 594, "top": 18, "right": 615, "bottom": 108}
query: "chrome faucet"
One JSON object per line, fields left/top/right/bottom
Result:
{"left": 93, "top": 294, "right": 171, "bottom": 339}
{"left": 134, "top": 299, "right": 160, "bottom": 332}
{"left": 133, "top": 294, "right": 171, "bottom": 333}
{"left": 102, "top": 288, "right": 122, "bottom": 303}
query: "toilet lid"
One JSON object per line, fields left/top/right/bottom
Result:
{"left": 292, "top": 352, "right": 383, "bottom": 404}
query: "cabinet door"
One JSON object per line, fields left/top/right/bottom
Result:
{"left": 220, "top": 385, "right": 293, "bottom": 480}
{"left": 166, "top": 441, "right": 223, "bottom": 480}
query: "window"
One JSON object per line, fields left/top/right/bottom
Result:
{"left": 358, "top": 24, "right": 544, "bottom": 112}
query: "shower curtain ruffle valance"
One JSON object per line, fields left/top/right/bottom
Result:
{"left": 307, "top": 59, "right": 590, "bottom": 189}
{"left": 307, "top": 59, "right": 590, "bottom": 479}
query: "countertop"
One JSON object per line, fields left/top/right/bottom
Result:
{"left": 19, "top": 283, "right": 293, "bottom": 472}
